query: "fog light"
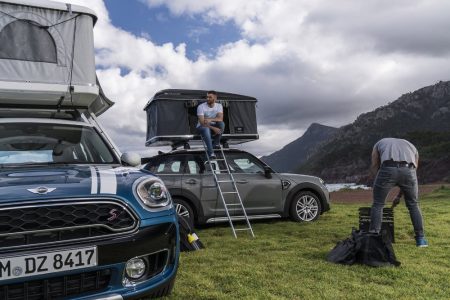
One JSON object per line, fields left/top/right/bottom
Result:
{"left": 125, "top": 258, "right": 146, "bottom": 279}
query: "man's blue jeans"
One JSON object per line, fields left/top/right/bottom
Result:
{"left": 369, "top": 165, "right": 425, "bottom": 238}
{"left": 197, "top": 121, "right": 225, "bottom": 156}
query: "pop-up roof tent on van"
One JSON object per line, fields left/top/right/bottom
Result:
{"left": 144, "top": 89, "right": 259, "bottom": 148}
{"left": 0, "top": 0, "right": 112, "bottom": 116}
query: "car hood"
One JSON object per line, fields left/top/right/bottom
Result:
{"left": 0, "top": 165, "right": 152, "bottom": 203}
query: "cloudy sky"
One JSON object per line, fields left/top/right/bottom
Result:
{"left": 60, "top": 0, "right": 450, "bottom": 157}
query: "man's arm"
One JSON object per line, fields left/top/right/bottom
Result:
{"left": 415, "top": 153, "right": 419, "bottom": 169}
{"left": 370, "top": 147, "right": 380, "bottom": 177}
{"left": 205, "top": 112, "right": 223, "bottom": 123}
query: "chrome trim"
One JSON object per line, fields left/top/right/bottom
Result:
{"left": 122, "top": 249, "right": 170, "bottom": 287}
{"left": 88, "top": 294, "right": 123, "bottom": 300}
{"left": 206, "top": 214, "right": 282, "bottom": 224}
{"left": 0, "top": 198, "right": 140, "bottom": 250}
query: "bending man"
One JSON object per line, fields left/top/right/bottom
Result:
{"left": 197, "top": 90, "right": 225, "bottom": 159}
{"left": 369, "top": 137, "right": 427, "bottom": 247}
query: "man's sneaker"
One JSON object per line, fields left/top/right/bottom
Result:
{"left": 416, "top": 237, "right": 428, "bottom": 247}
{"left": 209, "top": 154, "right": 216, "bottom": 160}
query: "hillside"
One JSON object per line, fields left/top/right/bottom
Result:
{"left": 297, "top": 81, "right": 450, "bottom": 183}
{"left": 260, "top": 123, "right": 337, "bottom": 172}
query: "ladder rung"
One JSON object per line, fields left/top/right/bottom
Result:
{"left": 212, "top": 158, "right": 226, "bottom": 161}
{"left": 218, "top": 169, "right": 230, "bottom": 172}
{"left": 222, "top": 191, "right": 238, "bottom": 194}
{"left": 226, "top": 203, "right": 241, "bottom": 206}
{"left": 235, "top": 228, "right": 252, "bottom": 231}
{"left": 217, "top": 180, "right": 233, "bottom": 183}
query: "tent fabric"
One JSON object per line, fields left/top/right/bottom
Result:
{"left": 0, "top": 0, "right": 112, "bottom": 116}
{"left": 229, "top": 101, "right": 257, "bottom": 134}
{"left": 0, "top": 2, "right": 96, "bottom": 85}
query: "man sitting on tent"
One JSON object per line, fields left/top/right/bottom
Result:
{"left": 197, "top": 90, "right": 225, "bottom": 159}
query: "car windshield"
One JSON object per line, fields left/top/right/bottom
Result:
{"left": 0, "top": 122, "right": 118, "bottom": 166}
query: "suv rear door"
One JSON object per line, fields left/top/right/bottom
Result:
{"left": 225, "top": 151, "right": 283, "bottom": 214}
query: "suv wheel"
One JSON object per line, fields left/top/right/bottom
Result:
{"left": 290, "top": 191, "right": 321, "bottom": 222}
{"left": 174, "top": 199, "right": 195, "bottom": 228}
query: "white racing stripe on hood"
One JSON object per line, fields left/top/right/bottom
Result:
{"left": 99, "top": 169, "right": 117, "bottom": 194}
{"left": 90, "top": 166, "right": 98, "bottom": 194}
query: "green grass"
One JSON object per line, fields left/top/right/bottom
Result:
{"left": 166, "top": 188, "right": 450, "bottom": 300}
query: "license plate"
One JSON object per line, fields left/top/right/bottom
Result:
{"left": 0, "top": 246, "right": 97, "bottom": 281}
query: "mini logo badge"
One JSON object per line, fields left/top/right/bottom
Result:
{"left": 27, "top": 186, "right": 56, "bottom": 195}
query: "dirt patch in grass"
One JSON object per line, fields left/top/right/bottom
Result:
{"left": 330, "top": 183, "right": 447, "bottom": 204}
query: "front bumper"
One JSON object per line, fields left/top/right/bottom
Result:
{"left": 0, "top": 217, "right": 179, "bottom": 300}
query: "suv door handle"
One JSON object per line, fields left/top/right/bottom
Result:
{"left": 236, "top": 179, "right": 248, "bottom": 184}
{"left": 184, "top": 179, "right": 197, "bottom": 185}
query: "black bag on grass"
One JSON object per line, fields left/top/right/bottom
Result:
{"left": 178, "top": 216, "right": 204, "bottom": 252}
{"left": 327, "top": 229, "right": 400, "bottom": 267}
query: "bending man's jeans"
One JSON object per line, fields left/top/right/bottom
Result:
{"left": 369, "top": 165, "right": 425, "bottom": 238}
{"left": 197, "top": 121, "right": 225, "bottom": 157}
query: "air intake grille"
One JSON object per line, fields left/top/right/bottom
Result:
{"left": 0, "top": 269, "right": 111, "bottom": 300}
{"left": 0, "top": 201, "right": 138, "bottom": 249}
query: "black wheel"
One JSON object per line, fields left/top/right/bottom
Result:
{"left": 174, "top": 198, "right": 195, "bottom": 228}
{"left": 290, "top": 191, "right": 322, "bottom": 222}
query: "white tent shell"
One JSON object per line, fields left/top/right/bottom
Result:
{"left": 0, "top": 0, "right": 113, "bottom": 115}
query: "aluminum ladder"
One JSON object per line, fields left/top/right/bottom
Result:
{"left": 202, "top": 141, "right": 255, "bottom": 238}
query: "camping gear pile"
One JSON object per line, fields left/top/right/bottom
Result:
{"left": 327, "top": 191, "right": 403, "bottom": 267}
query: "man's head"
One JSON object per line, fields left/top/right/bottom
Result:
{"left": 206, "top": 90, "right": 217, "bottom": 106}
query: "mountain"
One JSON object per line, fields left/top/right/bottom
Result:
{"left": 297, "top": 81, "right": 450, "bottom": 183}
{"left": 260, "top": 123, "right": 338, "bottom": 172}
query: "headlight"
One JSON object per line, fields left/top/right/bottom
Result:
{"left": 135, "top": 178, "right": 171, "bottom": 208}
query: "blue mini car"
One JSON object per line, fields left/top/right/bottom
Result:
{"left": 0, "top": 0, "right": 179, "bottom": 298}
{"left": 0, "top": 114, "right": 179, "bottom": 299}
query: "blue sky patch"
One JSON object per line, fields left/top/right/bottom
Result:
{"left": 104, "top": 0, "right": 242, "bottom": 60}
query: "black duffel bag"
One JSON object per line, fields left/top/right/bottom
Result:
{"left": 327, "top": 229, "right": 400, "bottom": 267}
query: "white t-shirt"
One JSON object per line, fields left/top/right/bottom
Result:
{"left": 374, "top": 138, "right": 418, "bottom": 167}
{"left": 197, "top": 102, "right": 223, "bottom": 127}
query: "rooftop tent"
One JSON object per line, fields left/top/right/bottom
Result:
{"left": 144, "top": 89, "right": 259, "bottom": 147}
{"left": 0, "top": 0, "right": 113, "bottom": 116}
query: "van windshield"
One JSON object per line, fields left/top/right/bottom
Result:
{"left": 0, "top": 123, "right": 118, "bottom": 165}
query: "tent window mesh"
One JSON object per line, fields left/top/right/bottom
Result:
{"left": 0, "top": 20, "right": 57, "bottom": 63}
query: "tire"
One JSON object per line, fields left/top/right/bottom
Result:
{"left": 174, "top": 198, "right": 195, "bottom": 228}
{"left": 290, "top": 191, "right": 322, "bottom": 222}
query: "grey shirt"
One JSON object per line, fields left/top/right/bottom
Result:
{"left": 374, "top": 138, "right": 418, "bottom": 167}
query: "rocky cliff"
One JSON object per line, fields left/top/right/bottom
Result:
{"left": 297, "top": 81, "right": 450, "bottom": 183}
{"left": 260, "top": 123, "right": 337, "bottom": 172}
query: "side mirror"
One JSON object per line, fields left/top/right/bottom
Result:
{"left": 121, "top": 152, "right": 141, "bottom": 167}
{"left": 264, "top": 166, "right": 272, "bottom": 179}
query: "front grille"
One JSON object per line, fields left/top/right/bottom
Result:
{"left": 0, "top": 201, "right": 138, "bottom": 249}
{"left": 0, "top": 269, "right": 111, "bottom": 300}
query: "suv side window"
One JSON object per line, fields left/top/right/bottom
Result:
{"left": 227, "top": 152, "right": 265, "bottom": 174}
{"left": 148, "top": 155, "right": 185, "bottom": 174}
{"left": 185, "top": 154, "right": 206, "bottom": 174}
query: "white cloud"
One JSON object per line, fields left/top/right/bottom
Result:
{"left": 58, "top": 0, "right": 450, "bottom": 158}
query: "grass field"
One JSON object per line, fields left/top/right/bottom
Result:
{"left": 166, "top": 186, "right": 450, "bottom": 300}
